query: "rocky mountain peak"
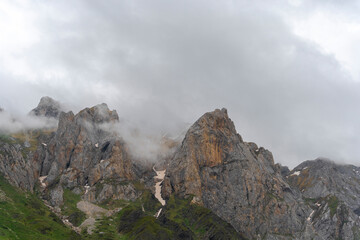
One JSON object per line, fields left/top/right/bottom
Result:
{"left": 3, "top": 102, "right": 360, "bottom": 239}
{"left": 192, "top": 108, "right": 238, "bottom": 138}
{"left": 77, "top": 103, "right": 119, "bottom": 124}
{"left": 295, "top": 157, "right": 335, "bottom": 169}
{"left": 29, "top": 96, "right": 63, "bottom": 119}
{"left": 285, "top": 158, "right": 360, "bottom": 239}
{"left": 30, "top": 102, "right": 138, "bottom": 208}
{"left": 165, "top": 108, "right": 309, "bottom": 239}
{"left": 288, "top": 157, "right": 360, "bottom": 210}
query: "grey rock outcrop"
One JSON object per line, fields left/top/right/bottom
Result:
{"left": 3, "top": 101, "right": 360, "bottom": 239}
{"left": 288, "top": 158, "right": 360, "bottom": 208}
{"left": 83, "top": 182, "right": 140, "bottom": 203}
{"left": 50, "top": 184, "right": 64, "bottom": 206}
{"left": 29, "top": 96, "right": 63, "bottom": 119}
{"left": 165, "top": 108, "right": 310, "bottom": 239}
{"left": 32, "top": 103, "right": 142, "bottom": 206}
{"left": 0, "top": 141, "right": 35, "bottom": 191}
{"left": 286, "top": 158, "right": 360, "bottom": 239}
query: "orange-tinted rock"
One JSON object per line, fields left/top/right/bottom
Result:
{"left": 166, "top": 108, "right": 310, "bottom": 239}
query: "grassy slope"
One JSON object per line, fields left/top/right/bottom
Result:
{"left": 0, "top": 175, "right": 81, "bottom": 240}
{"left": 0, "top": 130, "right": 54, "bottom": 158}
{"left": 83, "top": 187, "right": 245, "bottom": 240}
{"left": 62, "top": 189, "right": 86, "bottom": 227}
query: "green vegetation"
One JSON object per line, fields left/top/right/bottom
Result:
{"left": 304, "top": 197, "right": 317, "bottom": 205}
{"left": 164, "top": 195, "right": 246, "bottom": 239}
{"left": 62, "top": 188, "right": 86, "bottom": 227}
{"left": 82, "top": 216, "right": 127, "bottom": 240}
{"left": 83, "top": 187, "right": 245, "bottom": 240}
{"left": 305, "top": 195, "right": 340, "bottom": 220}
{"left": 1, "top": 130, "right": 244, "bottom": 240}
{"left": 0, "top": 174, "right": 81, "bottom": 240}
{"left": 328, "top": 195, "right": 339, "bottom": 217}
{"left": 98, "top": 198, "right": 129, "bottom": 210}
{"left": 0, "top": 135, "right": 13, "bottom": 145}
{"left": 11, "top": 129, "right": 54, "bottom": 157}
{"left": 0, "top": 129, "right": 55, "bottom": 159}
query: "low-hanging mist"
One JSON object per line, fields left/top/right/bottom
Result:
{"left": 99, "top": 120, "right": 186, "bottom": 164}
{"left": 0, "top": 110, "right": 58, "bottom": 134}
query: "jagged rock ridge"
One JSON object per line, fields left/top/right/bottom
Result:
{"left": 164, "top": 108, "right": 312, "bottom": 239}
{"left": 286, "top": 158, "right": 360, "bottom": 239}
{"left": 31, "top": 103, "right": 144, "bottom": 205}
{"left": 1, "top": 98, "right": 360, "bottom": 239}
{"left": 29, "top": 96, "right": 63, "bottom": 118}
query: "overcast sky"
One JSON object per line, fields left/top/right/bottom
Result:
{"left": 1, "top": 0, "right": 360, "bottom": 168}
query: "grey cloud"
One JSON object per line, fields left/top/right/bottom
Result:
{"left": 1, "top": 0, "right": 360, "bottom": 168}
{"left": 0, "top": 110, "right": 58, "bottom": 133}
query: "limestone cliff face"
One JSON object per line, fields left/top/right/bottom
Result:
{"left": 165, "top": 108, "right": 310, "bottom": 239}
{"left": 286, "top": 159, "right": 360, "bottom": 239}
{"left": 0, "top": 142, "right": 35, "bottom": 191}
{"left": 0, "top": 129, "right": 54, "bottom": 192}
{"left": 288, "top": 158, "right": 360, "bottom": 208}
{"left": 4, "top": 99, "right": 360, "bottom": 239}
{"left": 30, "top": 103, "right": 142, "bottom": 205}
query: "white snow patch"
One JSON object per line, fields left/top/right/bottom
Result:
{"left": 155, "top": 208, "right": 163, "bottom": 218}
{"left": 307, "top": 210, "right": 315, "bottom": 221}
{"left": 95, "top": 143, "right": 99, "bottom": 148}
{"left": 290, "top": 171, "right": 301, "bottom": 176}
{"left": 153, "top": 166, "right": 166, "bottom": 218}
{"left": 153, "top": 167, "right": 166, "bottom": 206}
{"left": 85, "top": 184, "right": 90, "bottom": 194}
{"left": 39, "top": 176, "right": 47, "bottom": 187}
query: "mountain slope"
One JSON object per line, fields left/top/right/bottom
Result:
{"left": 286, "top": 158, "right": 360, "bottom": 239}
{"left": 164, "top": 108, "right": 311, "bottom": 239}
{"left": 0, "top": 174, "right": 81, "bottom": 239}
{"left": 2, "top": 98, "right": 360, "bottom": 239}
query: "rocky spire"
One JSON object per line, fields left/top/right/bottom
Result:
{"left": 29, "top": 96, "right": 63, "bottom": 119}
{"left": 164, "top": 108, "right": 309, "bottom": 239}
{"left": 30, "top": 102, "right": 139, "bottom": 205}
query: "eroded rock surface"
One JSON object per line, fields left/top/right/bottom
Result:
{"left": 0, "top": 142, "right": 35, "bottom": 191}
{"left": 3, "top": 99, "right": 360, "bottom": 239}
{"left": 286, "top": 158, "right": 360, "bottom": 239}
{"left": 165, "top": 108, "right": 310, "bottom": 239}
{"left": 28, "top": 103, "right": 145, "bottom": 209}
{"left": 34, "top": 103, "right": 134, "bottom": 189}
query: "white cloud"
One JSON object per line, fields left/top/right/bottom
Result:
{"left": 282, "top": 1, "right": 360, "bottom": 81}
{"left": 1, "top": 0, "right": 360, "bottom": 168}
{"left": 0, "top": 110, "right": 57, "bottom": 133}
